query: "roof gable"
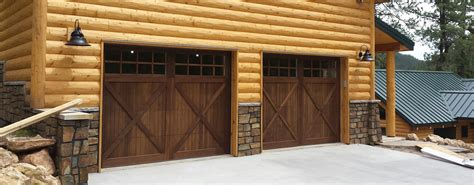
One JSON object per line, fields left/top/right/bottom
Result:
{"left": 375, "top": 70, "right": 469, "bottom": 126}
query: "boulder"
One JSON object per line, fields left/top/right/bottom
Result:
{"left": 20, "top": 149, "right": 55, "bottom": 175}
{"left": 0, "top": 147, "right": 19, "bottom": 168}
{"left": 425, "top": 134, "right": 445, "bottom": 144}
{"left": 7, "top": 135, "right": 55, "bottom": 152}
{"left": 12, "top": 163, "right": 60, "bottom": 185}
{"left": 406, "top": 133, "right": 419, "bottom": 141}
{"left": 0, "top": 166, "right": 30, "bottom": 185}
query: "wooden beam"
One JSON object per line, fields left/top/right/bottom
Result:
{"left": 340, "top": 57, "right": 350, "bottom": 144}
{"left": 369, "top": 0, "right": 375, "bottom": 99}
{"left": 386, "top": 51, "right": 396, "bottom": 137}
{"left": 31, "top": 0, "right": 46, "bottom": 108}
{"left": 231, "top": 51, "right": 239, "bottom": 157}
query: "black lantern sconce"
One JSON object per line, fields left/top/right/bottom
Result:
{"left": 358, "top": 45, "right": 374, "bottom": 62}
{"left": 66, "top": 19, "right": 91, "bottom": 46}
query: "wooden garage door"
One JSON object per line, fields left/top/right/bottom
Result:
{"left": 263, "top": 54, "right": 340, "bottom": 149}
{"left": 102, "top": 44, "right": 231, "bottom": 168}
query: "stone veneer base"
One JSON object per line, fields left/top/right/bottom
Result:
{"left": 349, "top": 101, "right": 382, "bottom": 145}
{"left": 237, "top": 103, "right": 262, "bottom": 156}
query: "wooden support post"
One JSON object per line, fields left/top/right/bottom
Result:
{"left": 31, "top": 0, "right": 47, "bottom": 108}
{"left": 386, "top": 51, "right": 396, "bottom": 137}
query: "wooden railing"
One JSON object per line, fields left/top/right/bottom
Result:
{"left": 0, "top": 99, "right": 82, "bottom": 137}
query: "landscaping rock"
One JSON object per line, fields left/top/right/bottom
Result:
{"left": 406, "top": 133, "right": 419, "bottom": 141}
{"left": 7, "top": 135, "right": 55, "bottom": 152}
{"left": 0, "top": 166, "right": 30, "bottom": 185}
{"left": 12, "top": 163, "right": 60, "bottom": 185}
{"left": 0, "top": 147, "right": 18, "bottom": 168}
{"left": 425, "top": 134, "right": 445, "bottom": 144}
{"left": 20, "top": 149, "right": 55, "bottom": 175}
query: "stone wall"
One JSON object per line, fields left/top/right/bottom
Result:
{"left": 0, "top": 62, "right": 31, "bottom": 124}
{"left": 0, "top": 62, "right": 99, "bottom": 184}
{"left": 237, "top": 103, "right": 262, "bottom": 156}
{"left": 349, "top": 100, "right": 382, "bottom": 145}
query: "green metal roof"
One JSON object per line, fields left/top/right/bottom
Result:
{"left": 375, "top": 17, "right": 415, "bottom": 51}
{"left": 440, "top": 91, "right": 474, "bottom": 119}
{"left": 375, "top": 70, "right": 471, "bottom": 126}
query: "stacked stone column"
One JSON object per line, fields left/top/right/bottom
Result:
{"left": 349, "top": 100, "right": 382, "bottom": 145}
{"left": 237, "top": 103, "right": 262, "bottom": 156}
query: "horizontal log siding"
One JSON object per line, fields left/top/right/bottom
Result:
{"left": 44, "top": 0, "right": 373, "bottom": 107}
{"left": 0, "top": 0, "right": 33, "bottom": 81}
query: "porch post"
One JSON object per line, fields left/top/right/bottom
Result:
{"left": 385, "top": 51, "right": 396, "bottom": 137}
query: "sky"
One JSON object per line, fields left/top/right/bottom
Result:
{"left": 400, "top": 43, "right": 431, "bottom": 60}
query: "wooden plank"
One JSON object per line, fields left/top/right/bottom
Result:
{"left": 46, "top": 54, "right": 100, "bottom": 68}
{"left": 0, "top": 99, "right": 82, "bottom": 137}
{"left": 369, "top": 0, "right": 376, "bottom": 99}
{"left": 31, "top": 0, "right": 46, "bottom": 108}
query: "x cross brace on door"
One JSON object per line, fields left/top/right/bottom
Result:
{"left": 103, "top": 83, "right": 166, "bottom": 159}
{"left": 301, "top": 83, "right": 338, "bottom": 136}
{"left": 263, "top": 84, "right": 298, "bottom": 140}
{"left": 172, "top": 83, "right": 227, "bottom": 156}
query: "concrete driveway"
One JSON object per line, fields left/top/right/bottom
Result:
{"left": 90, "top": 144, "right": 473, "bottom": 185}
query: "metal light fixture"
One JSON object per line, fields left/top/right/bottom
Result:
{"left": 358, "top": 45, "right": 374, "bottom": 62}
{"left": 66, "top": 19, "right": 91, "bottom": 46}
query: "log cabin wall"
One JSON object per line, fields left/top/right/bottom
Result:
{"left": 0, "top": 0, "right": 34, "bottom": 82}
{"left": 40, "top": 0, "right": 375, "bottom": 107}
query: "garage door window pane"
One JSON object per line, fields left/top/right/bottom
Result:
{"left": 215, "top": 55, "right": 224, "bottom": 65}
{"left": 105, "top": 63, "right": 120, "bottom": 74}
{"left": 122, "top": 63, "right": 136, "bottom": 74}
{"left": 215, "top": 67, "right": 224, "bottom": 76}
{"left": 189, "top": 54, "right": 200, "bottom": 64}
{"left": 176, "top": 54, "right": 188, "bottom": 64}
{"left": 176, "top": 66, "right": 187, "bottom": 75}
{"left": 189, "top": 66, "right": 200, "bottom": 75}
{"left": 138, "top": 64, "right": 152, "bottom": 74}
{"left": 202, "top": 55, "right": 213, "bottom": 65}
{"left": 122, "top": 50, "right": 137, "bottom": 62}
{"left": 105, "top": 48, "right": 121, "bottom": 61}
{"left": 203, "top": 66, "right": 213, "bottom": 76}
{"left": 139, "top": 51, "right": 153, "bottom": 62}
{"left": 154, "top": 52, "right": 166, "bottom": 63}
{"left": 153, "top": 65, "right": 165, "bottom": 74}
